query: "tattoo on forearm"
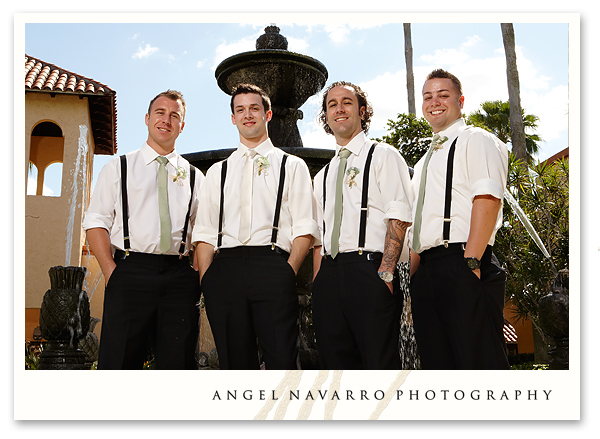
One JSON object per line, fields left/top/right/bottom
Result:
{"left": 381, "top": 220, "right": 410, "bottom": 270}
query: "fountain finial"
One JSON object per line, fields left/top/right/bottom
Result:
{"left": 256, "top": 25, "right": 288, "bottom": 50}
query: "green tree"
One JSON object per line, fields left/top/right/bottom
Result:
{"left": 466, "top": 100, "right": 542, "bottom": 162}
{"left": 501, "top": 23, "right": 528, "bottom": 165}
{"left": 494, "top": 155, "right": 569, "bottom": 352}
{"left": 375, "top": 113, "right": 432, "bottom": 168}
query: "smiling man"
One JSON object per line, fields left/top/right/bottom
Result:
{"left": 311, "top": 81, "right": 413, "bottom": 370}
{"left": 83, "top": 90, "right": 204, "bottom": 369}
{"left": 408, "top": 69, "right": 510, "bottom": 369}
{"left": 192, "top": 83, "right": 318, "bottom": 370}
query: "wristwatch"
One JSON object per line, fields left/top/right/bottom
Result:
{"left": 464, "top": 257, "right": 481, "bottom": 270}
{"left": 378, "top": 271, "right": 394, "bottom": 283}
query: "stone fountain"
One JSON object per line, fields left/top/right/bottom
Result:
{"left": 184, "top": 25, "right": 334, "bottom": 176}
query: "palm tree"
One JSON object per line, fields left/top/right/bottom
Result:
{"left": 501, "top": 23, "right": 528, "bottom": 166}
{"left": 466, "top": 100, "right": 542, "bottom": 162}
{"left": 403, "top": 23, "right": 416, "bottom": 115}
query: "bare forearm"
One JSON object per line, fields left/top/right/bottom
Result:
{"left": 409, "top": 249, "right": 420, "bottom": 277}
{"left": 86, "top": 227, "right": 116, "bottom": 285}
{"left": 312, "top": 245, "right": 322, "bottom": 280}
{"left": 465, "top": 195, "right": 501, "bottom": 278}
{"left": 465, "top": 195, "right": 501, "bottom": 259}
{"left": 379, "top": 219, "right": 410, "bottom": 273}
{"left": 195, "top": 242, "right": 215, "bottom": 283}
{"left": 287, "top": 235, "right": 313, "bottom": 275}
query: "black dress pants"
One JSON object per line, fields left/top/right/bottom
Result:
{"left": 410, "top": 244, "right": 510, "bottom": 370}
{"left": 312, "top": 251, "right": 403, "bottom": 370}
{"left": 98, "top": 251, "right": 201, "bottom": 370}
{"left": 201, "top": 246, "right": 299, "bottom": 370}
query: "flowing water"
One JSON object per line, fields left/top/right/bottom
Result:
{"left": 65, "top": 125, "right": 89, "bottom": 266}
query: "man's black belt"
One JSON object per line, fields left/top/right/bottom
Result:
{"left": 114, "top": 249, "right": 184, "bottom": 263}
{"left": 213, "top": 245, "right": 290, "bottom": 260}
{"left": 322, "top": 250, "right": 383, "bottom": 263}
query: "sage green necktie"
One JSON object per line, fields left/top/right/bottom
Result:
{"left": 156, "top": 156, "right": 171, "bottom": 253}
{"left": 412, "top": 134, "right": 441, "bottom": 252}
{"left": 330, "top": 148, "right": 351, "bottom": 258}
{"left": 239, "top": 149, "right": 257, "bottom": 244}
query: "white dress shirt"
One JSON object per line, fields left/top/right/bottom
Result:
{"left": 407, "top": 118, "right": 509, "bottom": 254}
{"left": 313, "top": 131, "right": 413, "bottom": 258}
{"left": 192, "top": 139, "right": 319, "bottom": 253}
{"left": 82, "top": 142, "right": 205, "bottom": 255}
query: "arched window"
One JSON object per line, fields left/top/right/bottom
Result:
{"left": 28, "top": 121, "right": 64, "bottom": 197}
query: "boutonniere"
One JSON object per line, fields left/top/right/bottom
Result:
{"left": 169, "top": 166, "right": 188, "bottom": 186}
{"left": 254, "top": 156, "right": 270, "bottom": 176}
{"left": 345, "top": 166, "right": 360, "bottom": 188}
{"left": 431, "top": 134, "right": 449, "bottom": 151}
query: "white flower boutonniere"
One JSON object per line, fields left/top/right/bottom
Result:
{"left": 169, "top": 166, "right": 188, "bottom": 186}
{"left": 345, "top": 166, "right": 360, "bottom": 188}
{"left": 431, "top": 134, "right": 449, "bottom": 151}
{"left": 254, "top": 156, "right": 270, "bottom": 176}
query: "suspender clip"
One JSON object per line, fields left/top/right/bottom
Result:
{"left": 271, "top": 243, "right": 276, "bottom": 250}
{"left": 358, "top": 248, "right": 363, "bottom": 255}
{"left": 124, "top": 249, "right": 129, "bottom": 257}
{"left": 443, "top": 240, "right": 449, "bottom": 248}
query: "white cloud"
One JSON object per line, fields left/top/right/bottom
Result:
{"left": 287, "top": 36, "right": 309, "bottom": 53}
{"left": 211, "top": 33, "right": 260, "bottom": 71}
{"left": 463, "top": 35, "right": 482, "bottom": 48}
{"left": 323, "top": 23, "right": 382, "bottom": 44}
{"left": 132, "top": 43, "right": 159, "bottom": 59}
{"left": 197, "top": 59, "right": 206, "bottom": 69}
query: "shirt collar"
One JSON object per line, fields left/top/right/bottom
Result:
{"left": 437, "top": 118, "right": 466, "bottom": 140}
{"left": 336, "top": 131, "right": 367, "bottom": 157}
{"left": 234, "top": 138, "right": 275, "bottom": 163}
{"left": 141, "top": 142, "right": 179, "bottom": 168}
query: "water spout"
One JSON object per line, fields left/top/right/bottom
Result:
{"left": 503, "top": 188, "right": 558, "bottom": 275}
{"left": 65, "top": 125, "right": 89, "bottom": 266}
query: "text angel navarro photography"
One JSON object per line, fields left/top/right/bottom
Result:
{"left": 212, "top": 389, "right": 554, "bottom": 402}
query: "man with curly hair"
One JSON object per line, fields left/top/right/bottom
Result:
{"left": 408, "top": 69, "right": 510, "bottom": 369}
{"left": 312, "top": 82, "right": 413, "bottom": 369}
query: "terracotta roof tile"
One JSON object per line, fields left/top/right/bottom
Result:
{"left": 25, "top": 55, "right": 117, "bottom": 155}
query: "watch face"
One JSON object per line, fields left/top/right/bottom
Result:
{"left": 465, "top": 258, "right": 480, "bottom": 270}
{"left": 378, "top": 271, "right": 394, "bottom": 282}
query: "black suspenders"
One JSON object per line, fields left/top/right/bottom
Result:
{"left": 215, "top": 153, "right": 288, "bottom": 253}
{"left": 119, "top": 155, "right": 197, "bottom": 257}
{"left": 322, "top": 143, "right": 378, "bottom": 256}
{"left": 119, "top": 155, "right": 131, "bottom": 256}
{"left": 216, "top": 159, "right": 228, "bottom": 252}
{"left": 270, "top": 154, "right": 289, "bottom": 249}
{"left": 179, "top": 166, "right": 197, "bottom": 257}
{"left": 443, "top": 138, "right": 458, "bottom": 247}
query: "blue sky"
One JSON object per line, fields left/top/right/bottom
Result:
{"left": 22, "top": 16, "right": 571, "bottom": 195}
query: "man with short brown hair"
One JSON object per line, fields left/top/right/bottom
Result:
{"left": 408, "top": 69, "right": 510, "bottom": 369}
{"left": 193, "top": 83, "right": 318, "bottom": 370}
{"left": 83, "top": 90, "right": 204, "bottom": 370}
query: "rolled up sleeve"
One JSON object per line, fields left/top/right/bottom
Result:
{"left": 377, "top": 145, "right": 414, "bottom": 225}
{"left": 82, "top": 158, "right": 119, "bottom": 232}
{"left": 465, "top": 130, "right": 509, "bottom": 201}
{"left": 288, "top": 158, "right": 320, "bottom": 242}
